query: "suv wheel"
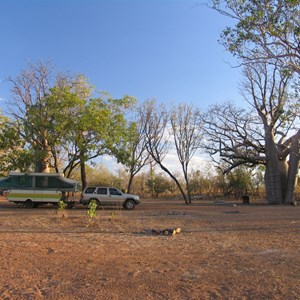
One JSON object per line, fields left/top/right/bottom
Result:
{"left": 123, "top": 199, "right": 135, "bottom": 210}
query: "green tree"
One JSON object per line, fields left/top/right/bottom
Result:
{"left": 6, "top": 61, "right": 90, "bottom": 173}
{"left": 86, "top": 164, "right": 119, "bottom": 187}
{"left": 189, "top": 167, "right": 215, "bottom": 196}
{"left": 211, "top": 0, "right": 300, "bottom": 74}
{"left": 60, "top": 94, "right": 136, "bottom": 190}
{"left": 113, "top": 102, "right": 151, "bottom": 193}
{"left": 225, "top": 166, "right": 253, "bottom": 198}
{"left": 146, "top": 171, "right": 172, "bottom": 197}
{"left": 0, "top": 114, "right": 34, "bottom": 172}
{"left": 6, "top": 61, "right": 136, "bottom": 189}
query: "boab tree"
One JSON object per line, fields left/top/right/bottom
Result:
{"left": 203, "top": 61, "right": 299, "bottom": 204}
{"left": 208, "top": 0, "right": 300, "bottom": 204}
{"left": 242, "top": 62, "right": 299, "bottom": 204}
{"left": 211, "top": 0, "right": 300, "bottom": 74}
{"left": 7, "top": 61, "right": 56, "bottom": 172}
{"left": 6, "top": 61, "right": 92, "bottom": 173}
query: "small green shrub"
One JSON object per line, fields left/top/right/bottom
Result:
{"left": 86, "top": 200, "right": 97, "bottom": 227}
{"left": 57, "top": 200, "right": 68, "bottom": 219}
{"left": 110, "top": 210, "right": 117, "bottom": 220}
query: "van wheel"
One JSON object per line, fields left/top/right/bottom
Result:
{"left": 24, "top": 199, "right": 34, "bottom": 208}
{"left": 123, "top": 200, "right": 135, "bottom": 210}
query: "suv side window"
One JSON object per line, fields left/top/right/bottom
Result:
{"left": 97, "top": 188, "right": 107, "bottom": 195}
{"left": 85, "top": 187, "right": 96, "bottom": 194}
{"left": 109, "top": 188, "right": 122, "bottom": 196}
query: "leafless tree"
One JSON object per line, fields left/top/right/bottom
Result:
{"left": 170, "top": 103, "right": 203, "bottom": 203}
{"left": 203, "top": 61, "right": 300, "bottom": 204}
{"left": 124, "top": 113, "right": 150, "bottom": 193}
{"left": 141, "top": 100, "right": 203, "bottom": 204}
{"left": 140, "top": 100, "right": 185, "bottom": 202}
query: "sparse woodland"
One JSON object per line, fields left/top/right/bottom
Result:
{"left": 1, "top": 0, "right": 299, "bottom": 204}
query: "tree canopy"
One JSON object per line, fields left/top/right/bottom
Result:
{"left": 212, "top": 0, "right": 300, "bottom": 73}
{"left": 207, "top": 0, "right": 300, "bottom": 204}
{"left": 3, "top": 61, "right": 136, "bottom": 190}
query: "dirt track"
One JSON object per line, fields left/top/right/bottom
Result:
{"left": 0, "top": 197, "right": 299, "bottom": 299}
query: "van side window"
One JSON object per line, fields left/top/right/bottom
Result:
{"left": 12, "top": 175, "right": 33, "bottom": 188}
{"left": 36, "top": 176, "right": 49, "bottom": 188}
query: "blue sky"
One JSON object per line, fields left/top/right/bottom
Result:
{"left": 0, "top": 0, "right": 241, "bottom": 112}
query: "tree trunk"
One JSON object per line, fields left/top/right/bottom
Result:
{"left": 80, "top": 151, "right": 87, "bottom": 191}
{"left": 127, "top": 174, "right": 134, "bottom": 194}
{"left": 264, "top": 129, "right": 283, "bottom": 204}
{"left": 184, "top": 171, "right": 192, "bottom": 204}
{"left": 278, "top": 159, "right": 288, "bottom": 203}
{"left": 284, "top": 130, "right": 300, "bottom": 204}
{"left": 34, "top": 144, "right": 51, "bottom": 173}
{"left": 158, "top": 162, "right": 189, "bottom": 205}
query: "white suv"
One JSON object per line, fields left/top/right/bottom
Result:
{"left": 80, "top": 187, "right": 140, "bottom": 210}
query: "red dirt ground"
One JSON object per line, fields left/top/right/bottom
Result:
{"left": 0, "top": 197, "right": 299, "bottom": 299}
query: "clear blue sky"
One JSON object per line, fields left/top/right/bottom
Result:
{"left": 0, "top": 0, "right": 241, "bottom": 112}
